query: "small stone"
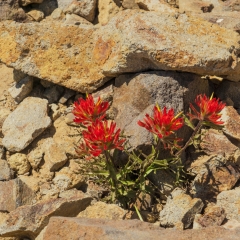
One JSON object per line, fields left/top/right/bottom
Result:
{"left": 122, "top": 0, "right": 139, "bottom": 9}
{"left": 217, "top": 187, "right": 240, "bottom": 222}
{"left": 2, "top": 97, "right": 52, "bottom": 152}
{"left": 49, "top": 103, "right": 61, "bottom": 121}
{"left": 0, "top": 160, "right": 13, "bottom": 181}
{"left": 44, "top": 142, "right": 68, "bottom": 172}
{"left": 58, "top": 88, "right": 75, "bottom": 104}
{"left": 51, "top": 8, "right": 65, "bottom": 20}
{"left": 8, "top": 76, "right": 33, "bottom": 103}
{"left": 159, "top": 188, "right": 204, "bottom": 229}
{"left": 64, "top": 13, "right": 92, "bottom": 26}
{"left": 7, "top": 153, "right": 31, "bottom": 175}
{"left": 27, "top": 9, "right": 44, "bottom": 22}
{"left": 27, "top": 148, "right": 44, "bottom": 169}
{"left": 92, "top": 83, "right": 114, "bottom": 103}
{"left": 136, "top": 0, "right": 176, "bottom": 13}
{"left": 77, "top": 201, "right": 127, "bottom": 220}
{"left": 43, "top": 85, "right": 64, "bottom": 104}
{"left": 19, "top": 0, "right": 43, "bottom": 6}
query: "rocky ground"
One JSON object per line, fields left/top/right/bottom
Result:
{"left": 1, "top": 0, "right": 240, "bottom": 239}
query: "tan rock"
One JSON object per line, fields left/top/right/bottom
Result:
{"left": 77, "top": 201, "right": 127, "bottom": 220}
{"left": 27, "top": 9, "right": 44, "bottom": 22}
{"left": 64, "top": 13, "right": 92, "bottom": 26}
{"left": 0, "top": 195, "right": 92, "bottom": 239}
{"left": 0, "top": 160, "right": 13, "bottom": 181}
{"left": 0, "top": 107, "right": 11, "bottom": 131}
{"left": 98, "top": 0, "right": 121, "bottom": 25}
{"left": 19, "top": 0, "right": 43, "bottom": 6}
{"left": 51, "top": 8, "right": 65, "bottom": 20}
{"left": 7, "top": 153, "right": 31, "bottom": 175}
{"left": 122, "top": 0, "right": 139, "bottom": 9}
{"left": 136, "top": 0, "right": 176, "bottom": 13}
{"left": 27, "top": 147, "right": 44, "bottom": 169}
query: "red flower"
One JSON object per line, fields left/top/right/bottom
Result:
{"left": 188, "top": 94, "right": 225, "bottom": 125}
{"left": 79, "top": 120, "right": 125, "bottom": 157}
{"left": 72, "top": 94, "right": 109, "bottom": 125}
{"left": 138, "top": 105, "right": 183, "bottom": 139}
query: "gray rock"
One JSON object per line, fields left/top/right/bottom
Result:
{"left": 0, "top": 160, "right": 13, "bottom": 181}
{"left": 43, "top": 85, "right": 64, "bottom": 103}
{"left": 0, "top": 194, "right": 92, "bottom": 239}
{"left": 159, "top": 188, "right": 204, "bottom": 229}
{"left": 64, "top": 0, "right": 97, "bottom": 22}
{"left": 13, "top": 69, "right": 27, "bottom": 82}
{"left": 217, "top": 187, "right": 240, "bottom": 222}
{"left": 0, "top": 178, "right": 36, "bottom": 212}
{"left": 2, "top": 97, "right": 52, "bottom": 152}
{"left": 32, "top": 0, "right": 58, "bottom": 16}
{"left": 8, "top": 76, "right": 33, "bottom": 103}
{"left": 57, "top": 0, "right": 73, "bottom": 10}
{"left": 58, "top": 88, "right": 75, "bottom": 104}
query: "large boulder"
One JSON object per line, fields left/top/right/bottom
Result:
{"left": 0, "top": 10, "right": 240, "bottom": 92}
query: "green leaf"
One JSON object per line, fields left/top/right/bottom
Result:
{"left": 183, "top": 115, "right": 195, "bottom": 130}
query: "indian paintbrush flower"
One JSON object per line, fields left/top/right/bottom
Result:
{"left": 72, "top": 94, "right": 109, "bottom": 125}
{"left": 188, "top": 94, "right": 225, "bottom": 125}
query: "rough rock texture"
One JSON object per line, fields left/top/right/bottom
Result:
{"left": 43, "top": 217, "right": 240, "bottom": 240}
{"left": 159, "top": 189, "right": 204, "bottom": 229}
{"left": 19, "top": 0, "right": 43, "bottom": 6}
{"left": 7, "top": 153, "right": 31, "bottom": 175}
{"left": 0, "top": 107, "right": 11, "bottom": 130}
{"left": 191, "top": 155, "right": 240, "bottom": 202}
{"left": 217, "top": 187, "right": 240, "bottom": 222}
{"left": 0, "top": 195, "right": 92, "bottom": 239}
{"left": 2, "top": 97, "right": 52, "bottom": 152}
{"left": 27, "top": 9, "right": 44, "bottom": 22}
{"left": 8, "top": 76, "right": 33, "bottom": 103}
{"left": 0, "top": 11, "right": 240, "bottom": 92}
{"left": 64, "top": 13, "right": 92, "bottom": 25}
{"left": 64, "top": 0, "right": 97, "bottom": 22}
{"left": 122, "top": 0, "right": 139, "bottom": 9}
{"left": 193, "top": 204, "right": 226, "bottom": 229}
{"left": 77, "top": 201, "right": 127, "bottom": 220}
{"left": 0, "top": 178, "right": 35, "bottom": 212}
{"left": 221, "top": 106, "right": 240, "bottom": 141}
{"left": 0, "top": 160, "right": 13, "bottom": 181}
{"left": 136, "top": 0, "right": 176, "bottom": 13}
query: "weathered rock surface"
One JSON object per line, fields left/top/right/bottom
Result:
{"left": 217, "top": 187, "right": 240, "bottom": 222}
{"left": 2, "top": 97, "right": 52, "bottom": 152}
{"left": 190, "top": 155, "right": 240, "bottom": 202}
{"left": 136, "top": 0, "right": 176, "bottom": 13}
{"left": 77, "top": 201, "right": 127, "bottom": 220}
{"left": 0, "top": 178, "right": 35, "bottom": 212}
{"left": 0, "top": 11, "right": 240, "bottom": 92}
{"left": 64, "top": 0, "right": 97, "bottom": 22}
{"left": 159, "top": 189, "right": 204, "bottom": 229}
{"left": 43, "top": 217, "right": 240, "bottom": 240}
{"left": 27, "top": 9, "right": 44, "bottom": 22}
{"left": 0, "top": 160, "right": 13, "bottom": 181}
{"left": 7, "top": 153, "right": 31, "bottom": 175}
{"left": 0, "top": 195, "right": 92, "bottom": 239}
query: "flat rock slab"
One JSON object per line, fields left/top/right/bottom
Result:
{"left": 0, "top": 10, "right": 240, "bottom": 92}
{"left": 42, "top": 217, "right": 240, "bottom": 240}
{"left": 2, "top": 97, "right": 52, "bottom": 152}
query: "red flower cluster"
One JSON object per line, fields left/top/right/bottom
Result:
{"left": 73, "top": 94, "right": 125, "bottom": 158}
{"left": 138, "top": 105, "right": 183, "bottom": 139}
{"left": 72, "top": 94, "right": 109, "bottom": 125}
{"left": 189, "top": 94, "right": 225, "bottom": 125}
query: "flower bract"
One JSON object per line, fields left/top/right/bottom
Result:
{"left": 138, "top": 105, "right": 183, "bottom": 139}
{"left": 72, "top": 94, "right": 109, "bottom": 125}
{"left": 188, "top": 94, "right": 225, "bottom": 125}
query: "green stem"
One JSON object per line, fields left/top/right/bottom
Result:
{"left": 175, "top": 120, "right": 203, "bottom": 157}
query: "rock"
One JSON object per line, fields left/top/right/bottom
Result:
{"left": 19, "top": 0, "right": 43, "bottom": 6}
{"left": 0, "top": 0, "right": 28, "bottom": 22}
{"left": 49, "top": 103, "right": 61, "bottom": 121}
{"left": 159, "top": 188, "right": 204, "bottom": 229}
{"left": 13, "top": 69, "right": 27, "bottom": 83}
{"left": 27, "top": 9, "right": 44, "bottom": 22}
{"left": 59, "top": 189, "right": 86, "bottom": 199}
{"left": 0, "top": 178, "right": 35, "bottom": 212}
{"left": 0, "top": 160, "right": 13, "bottom": 181}
{"left": 40, "top": 79, "right": 54, "bottom": 88}
{"left": 216, "top": 80, "right": 240, "bottom": 108}
{"left": 217, "top": 187, "right": 240, "bottom": 222}
{"left": 8, "top": 76, "right": 33, "bottom": 103}
{"left": 58, "top": 88, "right": 75, "bottom": 104}
{"left": 27, "top": 148, "right": 44, "bottom": 169}
{"left": 43, "top": 217, "right": 240, "bottom": 240}
{"left": 0, "top": 11, "right": 240, "bottom": 92}
{"left": 43, "top": 85, "right": 64, "bottom": 104}
{"left": 221, "top": 106, "right": 240, "bottom": 141}
{"left": 191, "top": 155, "right": 240, "bottom": 202}
{"left": 200, "top": 129, "right": 238, "bottom": 157}
{"left": 92, "top": 82, "right": 114, "bottom": 103}
{"left": 32, "top": 0, "right": 58, "bottom": 16}
{"left": 2, "top": 97, "right": 52, "bottom": 152}
{"left": 7, "top": 153, "right": 31, "bottom": 175}
{"left": 64, "top": 0, "right": 97, "bottom": 22}
{"left": 223, "top": 219, "right": 240, "bottom": 230}
{"left": 64, "top": 13, "right": 93, "bottom": 25}
{"left": 77, "top": 201, "right": 127, "bottom": 220}
{"left": 193, "top": 203, "right": 226, "bottom": 229}
{"left": 98, "top": 0, "right": 121, "bottom": 25}
{"left": 44, "top": 141, "right": 68, "bottom": 172}
{"left": 122, "top": 0, "right": 139, "bottom": 9}
{"left": 136, "top": 0, "right": 176, "bottom": 13}
{"left": 51, "top": 8, "right": 65, "bottom": 20}
{"left": 0, "top": 107, "right": 11, "bottom": 130}
{"left": 0, "top": 195, "right": 92, "bottom": 239}
{"left": 57, "top": 0, "right": 73, "bottom": 10}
